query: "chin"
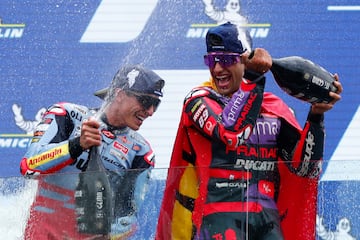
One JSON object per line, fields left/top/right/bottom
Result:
{"left": 130, "top": 123, "right": 141, "bottom": 131}
{"left": 129, "top": 125, "right": 140, "bottom": 131}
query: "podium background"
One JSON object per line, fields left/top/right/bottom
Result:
{"left": 1, "top": 0, "right": 359, "bottom": 238}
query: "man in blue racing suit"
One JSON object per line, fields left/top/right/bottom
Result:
{"left": 20, "top": 65, "right": 165, "bottom": 239}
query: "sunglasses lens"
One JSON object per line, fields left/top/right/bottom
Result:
{"left": 134, "top": 94, "right": 161, "bottom": 111}
{"left": 204, "top": 54, "right": 240, "bottom": 68}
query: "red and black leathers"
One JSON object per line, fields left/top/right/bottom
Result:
{"left": 156, "top": 76, "right": 324, "bottom": 240}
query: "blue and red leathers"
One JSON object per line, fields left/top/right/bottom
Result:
{"left": 20, "top": 102, "right": 154, "bottom": 239}
{"left": 156, "top": 76, "right": 324, "bottom": 240}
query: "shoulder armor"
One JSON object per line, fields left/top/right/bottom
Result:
{"left": 45, "top": 102, "right": 92, "bottom": 119}
{"left": 184, "top": 87, "right": 211, "bottom": 104}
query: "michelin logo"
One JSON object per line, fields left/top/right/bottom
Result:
{"left": 200, "top": 0, "right": 251, "bottom": 50}
{"left": 0, "top": 104, "right": 45, "bottom": 149}
{"left": 187, "top": 0, "right": 270, "bottom": 45}
{"left": 0, "top": 17, "right": 25, "bottom": 39}
{"left": 12, "top": 104, "right": 46, "bottom": 135}
{"left": 202, "top": 0, "right": 248, "bottom": 26}
{"left": 316, "top": 215, "right": 356, "bottom": 240}
{"left": 80, "top": 0, "right": 269, "bottom": 44}
{"left": 80, "top": 0, "right": 159, "bottom": 42}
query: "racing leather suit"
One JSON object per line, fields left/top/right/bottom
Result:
{"left": 20, "top": 102, "right": 154, "bottom": 239}
{"left": 156, "top": 75, "right": 324, "bottom": 240}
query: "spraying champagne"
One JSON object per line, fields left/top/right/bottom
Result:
{"left": 75, "top": 145, "right": 113, "bottom": 234}
{"left": 270, "top": 56, "right": 338, "bottom": 103}
{"left": 74, "top": 65, "right": 165, "bottom": 236}
{"left": 245, "top": 49, "right": 338, "bottom": 104}
{"left": 75, "top": 102, "right": 113, "bottom": 234}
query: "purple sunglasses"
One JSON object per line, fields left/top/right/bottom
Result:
{"left": 204, "top": 53, "right": 242, "bottom": 68}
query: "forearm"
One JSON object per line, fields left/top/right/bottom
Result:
{"left": 292, "top": 110, "right": 325, "bottom": 178}
{"left": 20, "top": 140, "right": 74, "bottom": 176}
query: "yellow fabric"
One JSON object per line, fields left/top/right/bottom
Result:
{"left": 201, "top": 77, "right": 217, "bottom": 90}
{"left": 171, "top": 165, "right": 199, "bottom": 240}
{"left": 178, "top": 164, "right": 198, "bottom": 198}
{"left": 172, "top": 201, "right": 193, "bottom": 240}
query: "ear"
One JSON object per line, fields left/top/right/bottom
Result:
{"left": 114, "top": 88, "right": 126, "bottom": 102}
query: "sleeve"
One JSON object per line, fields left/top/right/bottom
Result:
{"left": 183, "top": 76, "right": 265, "bottom": 151}
{"left": 19, "top": 103, "right": 78, "bottom": 176}
{"left": 278, "top": 108, "right": 325, "bottom": 178}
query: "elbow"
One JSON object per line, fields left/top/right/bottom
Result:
{"left": 20, "top": 158, "right": 40, "bottom": 178}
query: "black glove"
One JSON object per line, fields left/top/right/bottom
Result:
{"left": 244, "top": 69, "right": 266, "bottom": 85}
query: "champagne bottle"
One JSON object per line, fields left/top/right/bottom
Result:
{"left": 75, "top": 146, "right": 113, "bottom": 234}
{"left": 270, "top": 56, "right": 337, "bottom": 103}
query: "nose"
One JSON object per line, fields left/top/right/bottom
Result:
{"left": 213, "top": 62, "right": 224, "bottom": 73}
{"left": 144, "top": 105, "right": 156, "bottom": 116}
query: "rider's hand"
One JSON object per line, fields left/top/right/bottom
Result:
{"left": 79, "top": 117, "right": 102, "bottom": 150}
{"left": 243, "top": 48, "right": 272, "bottom": 74}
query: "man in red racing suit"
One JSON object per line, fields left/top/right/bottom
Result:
{"left": 156, "top": 22, "right": 342, "bottom": 240}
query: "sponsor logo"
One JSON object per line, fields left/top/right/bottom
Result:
{"left": 215, "top": 181, "right": 247, "bottom": 188}
{"left": 120, "top": 136, "right": 128, "bottom": 143}
{"left": 113, "top": 141, "right": 129, "bottom": 154}
{"left": 254, "top": 119, "right": 280, "bottom": 136}
{"left": 310, "top": 75, "right": 332, "bottom": 90}
{"left": 33, "top": 131, "right": 45, "bottom": 137}
{"left": 193, "top": 104, "right": 209, "bottom": 128}
{"left": 132, "top": 144, "right": 141, "bottom": 151}
{"left": 4, "top": 102, "right": 43, "bottom": 149}
{"left": 298, "top": 131, "right": 315, "bottom": 176}
{"left": 234, "top": 158, "right": 275, "bottom": 171}
{"left": 316, "top": 214, "right": 356, "bottom": 240}
{"left": 70, "top": 110, "right": 83, "bottom": 122}
{"left": 187, "top": 23, "right": 270, "bottom": 40}
{"left": 236, "top": 145, "right": 277, "bottom": 158}
{"left": 227, "top": 91, "right": 246, "bottom": 123}
{"left": 235, "top": 125, "right": 252, "bottom": 146}
{"left": 0, "top": 135, "right": 32, "bottom": 148}
{"left": 190, "top": 99, "right": 203, "bottom": 114}
{"left": 0, "top": 18, "right": 25, "bottom": 39}
{"left": 104, "top": 154, "right": 126, "bottom": 167}
{"left": 96, "top": 189, "right": 104, "bottom": 210}
{"left": 193, "top": 104, "right": 206, "bottom": 122}
{"left": 258, "top": 180, "right": 274, "bottom": 198}
{"left": 235, "top": 92, "right": 257, "bottom": 129}
{"left": 80, "top": 0, "right": 270, "bottom": 44}
{"left": 102, "top": 129, "right": 115, "bottom": 139}
{"left": 27, "top": 145, "right": 67, "bottom": 168}
{"left": 204, "top": 116, "right": 216, "bottom": 136}
{"left": 187, "top": 1, "right": 271, "bottom": 43}
{"left": 12, "top": 103, "right": 46, "bottom": 135}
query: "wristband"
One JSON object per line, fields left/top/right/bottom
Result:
{"left": 69, "top": 137, "right": 84, "bottom": 159}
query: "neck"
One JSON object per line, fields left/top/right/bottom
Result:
{"left": 101, "top": 113, "right": 127, "bottom": 130}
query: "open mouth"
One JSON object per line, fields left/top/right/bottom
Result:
{"left": 135, "top": 111, "right": 147, "bottom": 122}
{"left": 216, "top": 75, "right": 231, "bottom": 89}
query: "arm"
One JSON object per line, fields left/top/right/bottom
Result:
{"left": 19, "top": 103, "right": 100, "bottom": 176}
{"left": 183, "top": 75, "right": 265, "bottom": 151}
{"left": 278, "top": 110, "right": 325, "bottom": 178}
{"left": 20, "top": 103, "right": 75, "bottom": 176}
{"left": 278, "top": 75, "right": 343, "bottom": 178}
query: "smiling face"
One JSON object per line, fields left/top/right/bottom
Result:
{"left": 105, "top": 89, "right": 159, "bottom": 130}
{"left": 207, "top": 51, "right": 246, "bottom": 96}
